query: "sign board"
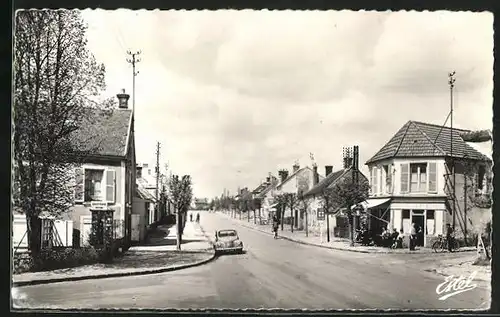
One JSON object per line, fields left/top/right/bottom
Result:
{"left": 317, "top": 208, "right": 325, "bottom": 221}
{"left": 90, "top": 201, "right": 109, "bottom": 210}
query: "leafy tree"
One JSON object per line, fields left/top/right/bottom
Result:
{"left": 13, "top": 10, "right": 113, "bottom": 254}
{"left": 326, "top": 174, "right": 370, "bottom": 246}
{"left": 167, "top": 174, "right": 193, "bottom": 250}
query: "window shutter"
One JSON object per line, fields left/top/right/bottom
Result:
{"left": 75, "top": 168, "right": 84, "bottom": 203}
{"left": 370, "top": 168, "right": 374, "bottom": 195}
{"left": 400, "top": 163, "right": 409, "bottom": 193}
{"left": 106, "top": 170, "right": 116, "bottom": 203}
{"left": 428, "top": 162, "right": 437, "bottom": 193}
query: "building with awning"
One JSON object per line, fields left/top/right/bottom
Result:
{"left": 365, "top": 120, "right": 492, "bottom": 247}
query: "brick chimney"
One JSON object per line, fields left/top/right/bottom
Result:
{"left": 343, "top": 157, "right": 353, "bottom": 169}
{"left": 313, "top": 165, "right": 319, "bottom": 185}
{"left": 278, "top": 169, "right": 289, "bottom": 183}
{"left": 325, "top": 165, "right": 333, "bottom": 177}
{"left": 136, "top": 165, "right": 143, "bottom": 179}
{"left": 293, "top": 163, "right": 300, "bottom": 173}
{"left": 117, "top": 89, "right": 130, "bottom": 109}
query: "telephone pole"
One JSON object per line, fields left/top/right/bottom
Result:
{"left": 448, "top": 71, "right": 456, "bottom": 230}
{"left": 155, "top": 142, "right": 161, "bottom": 218}
{"left": 126, "top": 50, "right": 141, "bottom": 114}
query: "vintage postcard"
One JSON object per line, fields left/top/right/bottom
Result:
{"left": 11, "top": 9, "right": 493, "bottom": 311}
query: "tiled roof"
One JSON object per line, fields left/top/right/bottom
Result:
{"left": 136, "top": 182, "right": 156, "bottom": 201}
{"left": 69, "top": 108, "right": 132, "bottom": 158}
{"left": 303, "top": 168, "right": 349, "bottom": 197}
{"left": 276, "top": 167, "right": 313, "bottom": 189}
{"left": 255, "top": 176, "right": 279, "bottom": 199}
{"left": 366, "top": 120, "right": 491, "bottom": 164}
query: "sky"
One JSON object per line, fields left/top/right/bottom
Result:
{"left": 80, "top": 10, "right": 493, "bottom": 199}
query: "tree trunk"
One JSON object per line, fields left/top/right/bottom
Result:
{"left": 176, "top": 210, "right": 181, "bottom": 250}
{"left": 253, "top": 210, "right": 256, "bottom": 224}
{"left": 280, "top": 207, "right": 284, "bottom": 231}
{"left": 348, "top": 216, "right": 354, "bottom": 246}
{"left": 27, "top": 214, "right": 42, "bottom": 255}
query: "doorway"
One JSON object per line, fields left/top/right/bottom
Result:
{"left": 411, "top": 212, "right": 425, "bottom": 247}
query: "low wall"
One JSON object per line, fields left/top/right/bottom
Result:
{"left": 12, "top": 215, "right": 73, "bottom": 249}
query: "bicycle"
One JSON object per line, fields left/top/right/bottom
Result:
{"left": 432, "top": 234, "right": 460, "bottom": 253}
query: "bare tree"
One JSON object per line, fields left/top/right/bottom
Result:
{"left": 327, "top": 178, "right": 370, "bottom": 246}
{"left": 167, "top": 174, "right": 193, "bottom": 250}
{"left": 13, "top": 10, "right": 114, "bottom": 255}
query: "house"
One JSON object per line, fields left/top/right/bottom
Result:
{"left": 133, "top": 180, "right": 156, "bottom": 242}
{"left": 364, "top": 120, "right": 492, "bottom": 247}
{"left": 274, "top": 163, "right": 325, "bottom": 230}
{"left": 69, "top": 90, "right": 136, "bottom": 248}
{"left": 302, "top": 163, "right": 368, "bottom": 238}
{"left": 255, "top": 174, "right": 280, "bottom": 221}
{"left": 194, "top": 198, "right": 210, "bottom": 210}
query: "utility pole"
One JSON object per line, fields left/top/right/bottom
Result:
{"left": 449, "top": 71, "right": 456, "bottom": 231}
{"left": 126, "top": 50, "right": 142, "bottom": 114}
{"left": 155, "top": 142, "right": 161, "bottom": 219}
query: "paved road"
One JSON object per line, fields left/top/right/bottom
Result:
{"left": 12, "top": 211, "right": 490, "bottom": 310}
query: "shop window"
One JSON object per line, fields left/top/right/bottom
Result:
{"left": 427, "top": 210, "right": 435, "bottom": 219}
{"left": 402, "top": 210, "right": 410, "bottom": 219}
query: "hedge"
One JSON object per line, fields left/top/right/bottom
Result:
{"left": 13, "top": 246, "right": 101, "bottom": 274}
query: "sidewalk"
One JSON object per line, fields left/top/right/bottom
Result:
{"left": 424, "top": 254, "right": 491, "bottom": 282}
{"left": 218, "top": 211, "right": 476, "bottom": 254}
{"left": 12, "top": 222, "right": 215, "bottom": 287}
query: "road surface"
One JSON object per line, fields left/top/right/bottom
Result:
{"left": 12, "top": 211, "right": 490, "bottom": 310}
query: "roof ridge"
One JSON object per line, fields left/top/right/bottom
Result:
{"left": 411, "top": 120, "right": 471, "bottom": 133}
{"left": 411, "top": 121, "right": 448, "bottom": 156}
{"left": 392, "top": 120, "right": 413, "bottom": 157}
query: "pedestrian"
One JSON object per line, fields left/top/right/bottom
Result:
{"left": 409, "top": 223, "right": 416, "bottom": 251}
{"left": 196, "top": 212, "right": 200, "bottom": 223}
{"left": 190, "top": 213, "right": 193, "bottom": 222}
{"left": 446, "top": 223, "right": 454, "bottom": 252}
{"left": 272, "top": 215, "right": 279, "bottom": 239}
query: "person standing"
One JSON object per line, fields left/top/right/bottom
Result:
{"left": 196, "top": 212, "right": 200, "bottom": 223}
{"left": 272, "top": 215, "right": 279, "bottom": 239}
{"left": 409, "top": 223, "right": 417, "bottom": 251}
{"left": 446, "top": 223, "right": 454, "bottom": 252}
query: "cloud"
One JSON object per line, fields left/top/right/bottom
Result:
{"left": 81, "top": 9, "right": 493, "bottom": 198}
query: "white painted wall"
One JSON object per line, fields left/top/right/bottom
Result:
{"left": 12, "top": 215, "right": 73, "bottom": 249}
{"left": 368, "top": 157, "right": 447, "bottom": 198}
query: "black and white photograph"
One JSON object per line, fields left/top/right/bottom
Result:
{"left": 11, "top": 9, "right": 493, "bottom": 311}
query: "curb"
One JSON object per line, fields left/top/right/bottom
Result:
{"left": 13, "top": 225, "right": 217, "bottom": 288}
{"left": 228, "top": 215, "right": 476, "bottom": 255}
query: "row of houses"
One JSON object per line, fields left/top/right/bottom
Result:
{"left": 237, "top": 120, "right": 492, "bottom": 247}
{"left": 12, "top": 90, "right": 171, "bottom": 250}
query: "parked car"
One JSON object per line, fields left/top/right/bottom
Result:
{"left": 214, "top": 229, "right": 244, "bottom": 255}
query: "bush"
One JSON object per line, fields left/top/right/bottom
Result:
{"left": 29, "top": 247, "right": 99, "bottom": 272}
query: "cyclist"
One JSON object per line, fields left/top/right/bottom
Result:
{"left": 446, "top": 223, "right": 454, "bottom": 252}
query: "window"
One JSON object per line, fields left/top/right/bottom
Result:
{"left": 402, "top": 210, "right": 410, "bottom": 219}
{"left": 477, "top": 165, "right": 486, "bottom": 191}
{"left": 85, "top": 169, "right": 104, "bottom": 202}
{"left": 75, "top": 167, "right": 116, "bottom": 203}
{"left": 427, "top": 210, "right": 435, "bottom": 219}
{"left": 410, "top": 163, "right": 427, "bottom": 192}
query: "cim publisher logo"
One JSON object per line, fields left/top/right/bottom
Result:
{"left": 435, "top": 271, "right": 478, "bottom": 300}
